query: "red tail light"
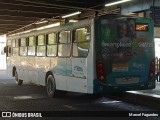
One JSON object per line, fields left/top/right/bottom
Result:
{"left": 96, "top": 61, "right": 106, "bottom": 83}
{"left": 149, "top": 58, "right": 155, "bottom": 80}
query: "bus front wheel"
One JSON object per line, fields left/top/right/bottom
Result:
{"left": 46, "top": 75, "right": 56, "bottom": 97}
{"left": 15, "top": 70, "right": 23, "bottom": 85}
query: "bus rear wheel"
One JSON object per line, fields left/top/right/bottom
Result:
{"left": 15, "top": 70, "right": 23, "bottom": 85}
{"left": 46, "top": 75, "right": 56, "bottom": 97}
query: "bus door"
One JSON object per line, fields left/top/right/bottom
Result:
{"left": 54, "top": 31, "right": 71, "bottom": 90}
{"left": 67, "top": 27, "right": 90, "bottom": 93}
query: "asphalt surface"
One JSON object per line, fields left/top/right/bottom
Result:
{"left": 0, "top": 79, "right": 159, "bottom": 120}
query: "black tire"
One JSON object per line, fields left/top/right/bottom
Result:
{"left": 15, "top": 70, "right": 23, "bottom": 85}
{"left": 46, "top": 75, "right": 56, "bottom": 97}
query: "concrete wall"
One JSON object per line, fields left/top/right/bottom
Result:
{"left": 121, "top": 0, "right": 154, "bottom": 14}
{"left": 0, "top": 70, "right": 14, "bottom": 79}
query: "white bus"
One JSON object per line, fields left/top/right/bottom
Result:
{"left": 5, "top": 15, "right": 155, "bottom": 97}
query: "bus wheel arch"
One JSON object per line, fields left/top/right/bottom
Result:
{"left": 46, "top": 72, "right": 56, "bottom": 97}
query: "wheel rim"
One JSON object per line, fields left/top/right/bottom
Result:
{"left": 47, "top": 75, "right": 55, "bottom": 96}
{"left": 15, "top": 71, "right": 18, "bottom": 82}
{"left": 48, "top": 79, "right": 53, "bottom": 95}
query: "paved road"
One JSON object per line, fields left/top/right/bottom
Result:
{"left": 0, "top": 79, "right": 159, "bottom": 120}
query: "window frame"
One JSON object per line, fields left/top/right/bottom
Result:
{"left": 58, "top": 30, "right": 71, "bottom": 57}
{"left": 72, "top": 26, "right": 91, "bottom": 58}
{"left": 12, "top": 39, "right": 19, "bottom": 56}
{"left": 7, "top": 39, "right": 12, "bottom": 57}
{"left": 46, "top": 32, "right": 58, "bottom": 57}
{"left": 27, "top": 36, "right": 36, "bottom": 56}
{"left": 19, "top": 37, "right": 28, "bottom": 56}
{"left": 36, "top": 34, "right": 46, "bottom": 57}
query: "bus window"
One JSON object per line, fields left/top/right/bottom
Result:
{"left": 28, "top": 36, "right": 35, "bottom": 46}
{"left": 7, "top": 39, "right": 12, "bottom": 46}
{"left": 48, "top": 33, "right": 57, "bottom": 44}
{"left": 37, "top": 35, "right": 45, "bottom": 45}
{"left": 20, "top": 38, "right": 27, "bottom": 46}
{"left": 73, "top": 27, "right": 90, "bottom": 57}
{"left": 58, "top": 31, "right": 71, "bottom": 57}
{"left": 7, "top": 39, "right": 12, "bottom": 57}
{"left": 37, "top": 34, "right": 46, "bottom": 56}
{"left": 75, "top": 27, "right": 90, "bottom": 42}
{"left": 12, "top": 39, "right": 16, "bottom": 47}
{"left": 15, "top": 39, "right": 19, "bottom": 47}
{"left": 20, "top": 37, "right": 27, "bottom": 56}
{"left": 28, "top": 36, "right": 35, "bottom": 56}
{"left": 59, "top": 31, "right": 70, "bottom": 43}
{"left": 12, "top": 39, "right": 19, "bottom": 56}
{"left": 47, "top": 33, "right": 57, "bottom": 56}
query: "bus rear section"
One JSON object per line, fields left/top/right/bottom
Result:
{"left": 94, "top": 16, "right": 155, "bottom": 94}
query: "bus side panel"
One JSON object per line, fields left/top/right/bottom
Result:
{"left": 18, "top": 56, "right": 29, "bottom": 83}
{"left": 34, "top": 57, "right": 50, "bottom": 86}
{"left": 67, "top": 58, "right": 88, "bottom": 93}
{"left": 11, "top": 55, "right": 20, "bottom": 76}
{"left": 50, "top": 57, "right": 67, "bottom": 91}
{"left": 27, "top": 57, "right": 35, "bottom": 84}
{"left": 6, "top": 57, "right": 13, "bottom": 77}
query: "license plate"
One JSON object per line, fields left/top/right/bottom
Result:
{"left": 116, "top": 77, "right": 139, "bottom": 84}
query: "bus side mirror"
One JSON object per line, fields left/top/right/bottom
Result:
{"left": 4, "top": 46, "right": 8, "bottom": 53}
